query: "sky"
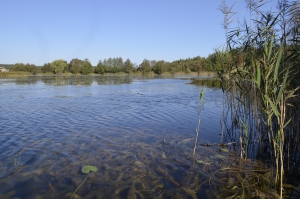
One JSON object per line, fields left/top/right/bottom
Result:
{"left": 0, "top": 0, "right": 277, "bottom": 66}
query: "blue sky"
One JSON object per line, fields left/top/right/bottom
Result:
{"left": 0, "top": 0, "right": 276, "bottom": 66}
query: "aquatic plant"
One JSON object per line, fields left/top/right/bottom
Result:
{"left": 193, "top": 87, "right": 205, "bottom": 155}
{"left": 15, "top": 139, "right": 42, "bottom": 166}
{"left": 70, "top": 165, "right": 97, "bottom": 199}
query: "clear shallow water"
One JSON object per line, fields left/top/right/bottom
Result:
{"left": 0, "top": 76, "right": 228, "bottom": 199}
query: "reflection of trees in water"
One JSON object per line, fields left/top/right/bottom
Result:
{"left": 12, "top": 76, "right": 133, "bottom": 86}
{"left": 94, "top": 76, "right": 132, "bottom": 85}
{"left": 68, "top": 77, "right": 93, "bottom": 86}
{"left": 39, "top": 76, "right": 132, "bottom": 86}
{"left": 189, "top": 79, "right": 221, "bottom": 88}
{"left": 41, "top": 76, "right": 93, "bottom": 86}
{"left": 13, "top": 76, "right": 215, "bottom": 87}
{"left": 14, "top": 77, "right": 39, "bottom": 85}
{"left": 41, "top": 76, "right": 70, "bottom": 86}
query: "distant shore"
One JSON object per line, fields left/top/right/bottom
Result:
{"left": 0, "top": 71, "right": 217, "bottom": 78}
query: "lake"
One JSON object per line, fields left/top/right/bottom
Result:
{"left": 0, "top": 75, "right": 235, "bottom": 199}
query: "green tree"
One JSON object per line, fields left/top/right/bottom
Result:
{"left": 123, "top": 58, "right": 133, "bottom": 74}
{"left": 103, "top": 57, "right": 124, "bottom": 73}
{"left": 163, "top": 62, "right": 171, "bottom": 72}
{"left": 41, "top": 63, "right": 53, "bottom": 73}
{"left": 12, "top": 63, "right": 25, "bottom": 71}
{"left": 51, "top": 59, "right": 67, "bottom": 74}
{"left": 69, "top": 58, "right": 83, "bottom": 74}
{"left": 150, "top": 60, "right": 157, "bottom": 68}
{"left": 153, "top": 60, "right": 165, "bottom": 74}
{"left": 113, "top": 57, "right": 123, "bottom": 73}
{"left": 25, "top": 63, "right": 37, "bottom": 73}
{"left": 105, "top": 58, "right": 113, "bottom": 73}
{"left": 11, "top": 63, "right": 38, "bottom": 74}
{"left": 138, "top": 59, "right": 151, "bottom": 73}
{"left": 95, "top": 61, "right": 105, "bottom": 75}
{"left": 81, "top": 59, "right": 93, "bottom": 75}
{"left": 184, "top": 64, "right": 191, "bottom": 74}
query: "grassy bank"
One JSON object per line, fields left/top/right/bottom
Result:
{"left": 0, "top": 72, "right": 29, "bottom": 78}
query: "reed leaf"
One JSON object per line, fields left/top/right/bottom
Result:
{"left": 264, "top": 94, "right": 280, "bottom": 117}
{"left": 274, "top": 47, "right": 283, "bottom": 83}
{"left": 256, "top": 1, "right": 268, "bottom": 9}
{"left": 268, "top": 40, "right": 273, "bottom": 61}
{"left": 282, "top": 118, "right": 292, "bottom": 129}
{"left": 255, "top": 61, "right": 261, "bottom": 88}
{"left": 264, "top": 41, "right": 269, "bottom": 59}
{"left": 276, "top": 69, "right": 289, "bottom": 104}
{"left": 285, "top": 87, "right": 300, "bottom": 100}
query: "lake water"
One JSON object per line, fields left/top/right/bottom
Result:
{"left": 0, "top": 76, "right": 234, "bottom": 199}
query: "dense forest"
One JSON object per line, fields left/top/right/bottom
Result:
{"left": 0, "top": 54, "right": 221, "bottom": 75}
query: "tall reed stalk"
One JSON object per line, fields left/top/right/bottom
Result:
{"left": 193, "top": 88, "right": 205, "bottom": 156}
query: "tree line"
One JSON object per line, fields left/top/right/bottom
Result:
{"left": 2, "top": 52, "right": 271, "bottom": 76}
{"left": 2, "top": 54, "right": 225, "bottom": 75}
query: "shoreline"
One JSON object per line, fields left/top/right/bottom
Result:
{"left": 0, "top": 71, "right": 217, "bottom": 78}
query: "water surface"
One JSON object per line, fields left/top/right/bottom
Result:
{"left": 0, "top": 76, "right": 229, "bottom": 199}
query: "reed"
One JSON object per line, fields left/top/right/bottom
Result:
{"left": 193, "top": 88, "right": 205, "bottom": 156}
{"left": 217, "top": 1, "right": 300, "bottom": 197}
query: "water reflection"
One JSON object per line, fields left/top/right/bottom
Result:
{"left": 93, "top": 76, "right": 132, "bottom": 85}
{"left": 41, "top": 76, "right": 94, "bottom": 86}
{"left": 14, "top": 77, "right": 39, "bottom": 85}
{"left": 189, "top": 79, "right": 221, "bottom": 88}
{"left": 7, "top": 76, "right": 135, "bottom": 86}
{"left": 3, "top": 75, "right": 221, "bottom": 87}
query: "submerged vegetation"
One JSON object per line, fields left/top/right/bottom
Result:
{"left": 215, "top": 0, "right": 300, "bottom": 198}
